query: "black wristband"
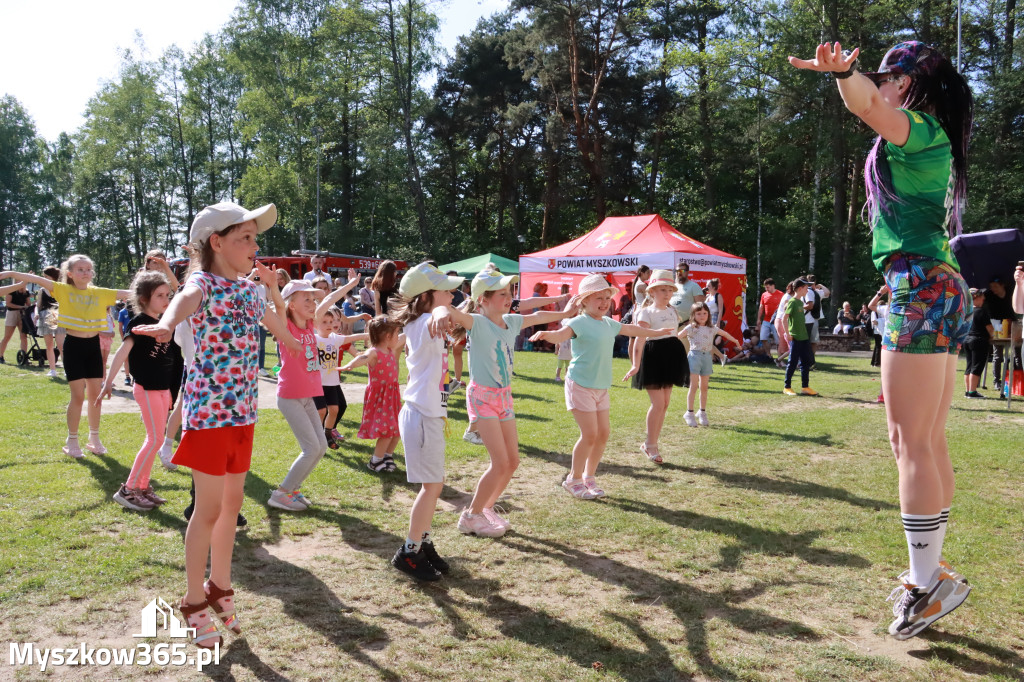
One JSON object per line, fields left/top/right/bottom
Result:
{"left": 833, "top": 67, "right": 857, "bottom": 79}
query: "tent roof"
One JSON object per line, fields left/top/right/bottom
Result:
{"left": 438, "top": 252, "right": 519, "bottom": 278}
{"left": 522, "top": 214, "right": 739, "bottom": 260}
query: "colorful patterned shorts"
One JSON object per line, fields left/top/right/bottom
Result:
{"left": 466, "top": 382, "right": 515, "bottom": 422}
{"left": 882, "top": 254, "right": 972, "bottom": 354}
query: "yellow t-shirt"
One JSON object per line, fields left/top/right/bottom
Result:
{"left": 52, "top": 282, "right": 118, "bottom": 333}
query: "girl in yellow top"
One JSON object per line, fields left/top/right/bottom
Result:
{"left": 2, "top": 255, "right": 130, "bottom": 458}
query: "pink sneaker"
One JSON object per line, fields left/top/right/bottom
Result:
{"left": 483, "top": 507, "right": 511, "bottom": 531}
{"left": 457, "top": 510, "right": 505, "bottom": 538}
{"left": 562, "top": 477, "right": 598, "bottom": 500}
{"left": 582, "top": 476, "right": 606, "bottom": 498}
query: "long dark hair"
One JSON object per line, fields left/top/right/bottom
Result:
{"left": 864, "top": 45, "right": 973, "bottom": 238}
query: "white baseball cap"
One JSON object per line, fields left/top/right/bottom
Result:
{"left": 190, "top": 202, "right": 277, "bottom": 244}
{"left": 471, "top": 270, "right": 519, "bottom": 300}
{"left": 280, "top": 280, "right": 316, "bottom": 299}
{"left": 398, "top": 262, "right": 464, "bottom": 299}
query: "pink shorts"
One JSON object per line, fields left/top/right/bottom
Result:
{"left": 466, "top": 382, "right": 514, "bottom": 423}
{"left": 564, "top": 378, "right": 610, "bottom": 412}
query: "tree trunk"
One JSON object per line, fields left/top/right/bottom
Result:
{"left": 697, "top": 17, "right": 716, "bottom": 231}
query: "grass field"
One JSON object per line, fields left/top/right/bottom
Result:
{"left": 1, "top": 345, "right": 1022, "bottom": 681}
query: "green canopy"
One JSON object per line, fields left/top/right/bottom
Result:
{"left": 437, "top": 253, "right": 519, "bottom": 279}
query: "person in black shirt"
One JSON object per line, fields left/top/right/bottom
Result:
{"left": 0, "top": 280, "right": 31, "bottom": 361}
{"left": 963, "top": 288, "right": 993, "bottom": 398}
{"left": 36, "top": 266, "right": 62, "bottom": 376}
{"left": 984, "top": 276, "right": 1016, "bottom": 390}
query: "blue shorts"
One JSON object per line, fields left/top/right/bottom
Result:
{"left": 687, "top": 350, "right": 714, "bottom": 377}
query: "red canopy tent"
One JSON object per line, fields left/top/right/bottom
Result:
{"left": 519, "top": 215, "right": 748, "bottom": 339}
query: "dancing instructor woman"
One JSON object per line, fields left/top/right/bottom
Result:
{"left": 789, "top": 40, "right": 972, "bottom": 640}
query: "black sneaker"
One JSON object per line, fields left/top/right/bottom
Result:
{"left": 391, "top": 547, "right": 442, "bottom": 581}
{"left": 420, "top": 541, "right": 450, "bottom": 574}
{"left": 965, "top": 391, "right": 984, "bottom": 399}
{"left": 236, "top": 513, "right": 248, "bottom": 528}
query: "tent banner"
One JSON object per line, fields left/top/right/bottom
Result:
{"left": 520, "top": 252, "right": 675, "bottom": 273}
{"left": 675, "top": 254, "right": 746, "bottom": 275}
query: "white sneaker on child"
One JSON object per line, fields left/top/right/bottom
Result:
{"left": 683, "top": 411, "right": 698, "bottom": 428}
{"left": 158, "top": 445, "right": 177, "bottom": 471}
{"left": 697, "top": 410, "right": 709, "bottom": 426}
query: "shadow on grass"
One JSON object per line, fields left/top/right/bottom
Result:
{"left": 495, "top": 534, "right": 821, "bottom": 681}
{"left": 607, "top": 497, "right": 871, "bottom": 571}
{"left": 912, "top": 629, "right": 1024, "bottom": 681}
{"left": 670, "top": 464, "right": 897, "bottom": 510}
{"left": 723, "top": 425, "right": 838, "bottom": 447}
{"left": 221, "top": 533, "right": 402, "bottom": 682}
{"left": 76, "top": 453, "right": 189, "bottom": 532}
{"left": 519, "top": 443, "right": 673, "bottom": 484}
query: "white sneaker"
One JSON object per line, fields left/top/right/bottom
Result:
{"left": 158, "top": 445, "right": 177, "bottom": 471}
{"left": 447, "top": 379, "right": 463, "bottom": 395}
{"left": 268, "top": 489, "right": 306, "bottom": 511}
{"left": 46, "top": 369, "right": 58, "bottom": 378}
{"left": 463, "top": 428, "right": 484, "bottom": 445}
{"left": 683, "top": 411, "right": 698, "bottom": 428}
{"left": 457, "top": 510, "right": 505, "bottom": 537}
{"left": 697, "top": 410, "right": 709, "bottom": 426}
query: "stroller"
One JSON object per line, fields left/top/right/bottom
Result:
{"left": 17, "top": 308, "right": 58, "bottom": 368}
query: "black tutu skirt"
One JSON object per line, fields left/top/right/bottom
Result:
{"left": 632, "top": 336, "right": 689, "bottom": 389}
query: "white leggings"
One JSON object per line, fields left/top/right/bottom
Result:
{"left": 277, "top": 396, "right": 329, "bottom": 491}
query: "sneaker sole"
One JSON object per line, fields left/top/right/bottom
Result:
{"left": 457, "top": 524, "right": 506, "bottom": 538}
{"left": 890, "top": 583, "right": 972, "bottom": 640}
{"left": 267, "top": 499, "right": 306, "bottom": 511}
{"left": 113, "top": 493, "right": 153, "bottom": 512}
{"left": 391, "top": 557, "right": 442, "bottom": 581}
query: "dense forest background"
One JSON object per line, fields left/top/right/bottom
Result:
{"left": 1, "top": 0, "right": 1021, "bottom": 318}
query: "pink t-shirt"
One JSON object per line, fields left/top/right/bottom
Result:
{"left": 276, "top": 318, "right": 323, "bottom": 400}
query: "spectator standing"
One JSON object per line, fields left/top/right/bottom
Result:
{"left": 670, "top": 263, "right": 705, "bottom": 327}
{"left": 303, "top": 253, "right": 333, "bottom": 288}
{"left": 983, "top": 275, "right": 1015, "bottom": 391}
{"left": 756, "top": 278, "right": 783, "bottom": 359}
{"left": 963, "top": 287, "right": 992, "bottom": 399}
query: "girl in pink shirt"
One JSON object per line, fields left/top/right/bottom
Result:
{"left": 267, "top": 276, "right": 352, "bottom": 511}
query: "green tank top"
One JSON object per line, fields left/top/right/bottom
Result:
{"left": 870, "top": 109, "right": 959, "bottom": 273}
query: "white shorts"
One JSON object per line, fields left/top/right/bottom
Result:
{"left": 759, "top": 321, "right": 779, "bottom": 343}
{"left": 399, "top": 404, "right": 446, "bottom": 484}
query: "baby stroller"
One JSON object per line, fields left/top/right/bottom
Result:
{"left": 17, "top": 309, "right": 58, "bottom": 368}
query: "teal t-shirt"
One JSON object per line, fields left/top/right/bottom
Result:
{"left": 467, "top": 313, "right": 523, "bottom": 389}
{"left": 871, "top": 109, "right": 959, "bottom": 273}
{"left": 784, "top": 297, "right": 808, "bottom": 341}
{"left": 670, "top": 279, "right": 704, "bottom": 322}
{"left": 565, "top": 314, "right": 622, "bottom": 389}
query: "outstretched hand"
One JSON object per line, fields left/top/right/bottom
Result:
{"left": 254, "top": 260, "right": 277, "bottom": 286}
{"left": 132, "top": 324, "right": 172, "bottom": 343}
{"left": 788, "top": 42, "right": 859, "bottom": 73}
{"left": 528, "top": 331, "right": 547, "bottom": 343}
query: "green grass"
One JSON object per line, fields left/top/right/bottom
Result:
{"left": 1, "top": 345, "right": 1023, "bottom": 681}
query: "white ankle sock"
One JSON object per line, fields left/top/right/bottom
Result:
{"left": 903, "top": 512, "right": 943, "bottom": 586}
{"left": 161, "top": 437, "right": 174, "bottom": 450}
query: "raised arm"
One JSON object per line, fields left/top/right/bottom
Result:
{"left": 316, "top": 268, "right": 360, "bottom": 322}
{"left": 133, "top": 287, "right": 202, "bottom": 343}
{"left": 0, "top": 282, "right": 27, "bottom": 298}
{"left": 517, "top": 293, "right": 569, "bottom": 313}
{"left": 0, "top": 271, "right": 53, "bottom": 292}
{"left": 150, "top": 256, "right": 180, "bottom": 291}
{"left": 789, "top": 42, "right": 910, "bottom": 146}
{"left": 520, "top": 297, "right": 580, "bottom": 328}
{"left": 254, "top": 261, "right": 288, "bottom": 328}
{"left": 340, "top": 348, "right": 376, "bottom": 372}
{"left": 529, "top": 325, "right": 574, "bottom": 345}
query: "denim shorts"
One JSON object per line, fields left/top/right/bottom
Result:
{"left": 687, "top": 349, "right": 714, "bottom": 376}
{"left": 882, "top": 254, "right": 971, "bottom": 354}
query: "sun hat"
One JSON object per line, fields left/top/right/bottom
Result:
{"left": 190, "top": 202, "right": 277, "bottom": 244}
{"left": 576, "top": 273, "right": 617, "bottom": 300}
{"left": 471, "top": 269, "right": 519, "bottom": 300}
{"left": 863, "top": 41, "right": 944, "bottom": 85}
{"left": 646, "top": 269, "right": 676, "bottom": 290}
{"left": 399, "top": 262, "right": 464, "bottom": 299}
{"left": 280, "top": 280, "right": 316, "bottom": 299}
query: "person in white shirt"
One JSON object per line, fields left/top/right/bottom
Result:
{"left": 302, "top": 254, "right": 333, "bottom": 288}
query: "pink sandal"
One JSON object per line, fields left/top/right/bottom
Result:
{"left": 204, "top": 580, "right": 241, "bottom": 634}
{"left": 178, "top": 600, "right": 221, "bottom": 649}
{"left": 640, "top": 442, "right": 663, "bottom": 464}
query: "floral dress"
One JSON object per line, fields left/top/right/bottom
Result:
{"left": 358, "top": 348, "right": 400, "bottom": 439}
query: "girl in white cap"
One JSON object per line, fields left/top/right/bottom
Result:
{"left": 133, "top": 201, "right": 300, "bottom": 649}
{"left": 624, "top": 269, "right": 687, "bottom": 464}
{"left": 531, "top": 273, "right": 664, "bottom": 497}
{"left": 446, "top": 269, "right": 579, "bottom": 535}
{"left": 269, "top": 269, "right": 362, "bottom": 511}
{"left": 387, "top": 262, "right": 464, "bottom": 582}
